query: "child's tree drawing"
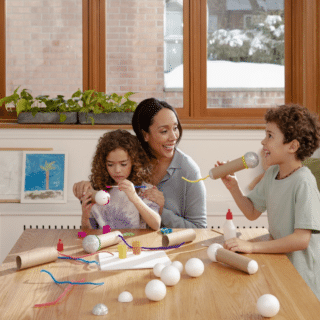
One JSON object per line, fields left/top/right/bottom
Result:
{"left": 40, "top": 161, "right": 56, "bottom": 190}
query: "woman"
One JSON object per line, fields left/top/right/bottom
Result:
{"left": 73, "top": 98, "right": 207, "bottom": 228}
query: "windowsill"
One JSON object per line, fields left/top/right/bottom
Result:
{"left": 0, "top": 121, "right": 266, "bottom": 130}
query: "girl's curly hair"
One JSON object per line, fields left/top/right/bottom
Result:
{"left": 89, "top": 129, "right": 152, "bottom": 190}
{"left": 265, "top": 104, "right": 320, "bottom": 161}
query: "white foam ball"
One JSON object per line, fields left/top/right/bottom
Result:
{"left": 92, "top": 303, "right": 108, "bottom": 315}
{"left": 82, "top": 235, "right": 100, "bottom": 253}
{"left": 257, "top": 294, "right": 280, "bottom": 318}
{"left": 171, "top": 261, "right": 183, "bottom": 273}
{"left": 118, "top": 291, "right": 133, "bottom": 303}
{"left": 207, "top": 243, "right": 223, "bottom": 262}
{"left": 145, "top": 279, "right": 167, "bottom": 301}
{"left": 160, "top": 265, "right": 180, "bottom": 286}
{"left": 95, "top": 190, "right": 110, "bottom": 206}
{"left": 185, "top": 258, "right": 204, "bottom": 277}
{"left": 153, "top": 263, "right": 166, "bottom": 277}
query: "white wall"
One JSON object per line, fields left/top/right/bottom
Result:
{"left": 1, "top": 128, "right": 319, "bottom": 264}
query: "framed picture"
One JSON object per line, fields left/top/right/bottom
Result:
{"left": 0, "top": 148, "right": 53, "bottom": 203}
{"left": 21, "top": 151, "right": 68, "bottom": 203}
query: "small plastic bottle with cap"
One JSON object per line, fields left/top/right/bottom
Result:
{"left": 223, "top": 209, "right": 237, "bottom": 241}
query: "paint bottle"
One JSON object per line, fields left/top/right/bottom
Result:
{"left": 223, "top": 209, "right": 237, "bottom": 241}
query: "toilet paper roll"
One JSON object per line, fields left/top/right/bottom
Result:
{"left": 162, "top": 229, "right": 196, "bottom": 247}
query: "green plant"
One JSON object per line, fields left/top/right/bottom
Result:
{"left": 0, "top": 87, "right": 137, "bottom": 124}
{"left": 73, "top": 89, "right": 137, "bottom": 125}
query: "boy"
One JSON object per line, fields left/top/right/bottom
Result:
{"left": 219, "top": 104, "right": 320, "bottom": 300}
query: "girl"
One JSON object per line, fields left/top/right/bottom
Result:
{"left": 81, "top": 129, "right": 161, "bottom": 231}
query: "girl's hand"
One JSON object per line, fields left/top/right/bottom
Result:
{"left": 141, "top": 186, "right": 165, "bottom": 215}
{"left": 118, "top": 179, "right": 136, "bottom": 201}
{"left": 224, "top": 238, "right": 254, "bottom": 254}
{"left": 81, "top": 191, "right": 94, "bottom": 223}
{"left": 73, "top": 181, "right": 93, "bottom": 199}
{"left": 216, "top": 161, "right": 239, "bottom": 191}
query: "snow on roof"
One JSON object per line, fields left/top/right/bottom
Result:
{"left": 165, "top": 61, "right": 284, "bottom": 88}
{"left": 256, "top": 0, "right": 284, "bottom": 11}
{"left": 227, "top": 0, "right": 252, "bottom": 11}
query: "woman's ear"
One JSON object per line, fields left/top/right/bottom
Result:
{"left": 142, "top": 129, "right": 149, "bottom": 142}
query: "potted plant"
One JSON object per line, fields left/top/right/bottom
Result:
{"left": 0, "top": 87, "right": 78, "bottom": 124}
{"left": 75, "top": 89, "right": 137, "bottom": 125}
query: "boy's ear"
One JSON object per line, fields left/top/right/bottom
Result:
{"left": 289, "top": 139, "right": 300, "bottom": 153}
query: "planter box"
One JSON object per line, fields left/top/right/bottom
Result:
{"left": 18, "top": 112, "right": 78, "bottom": 124}
{"left": 78, "top": 112, "right": 134, "bottom": 124}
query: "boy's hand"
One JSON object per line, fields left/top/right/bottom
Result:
{"left": 118, "top": 179, "right": 136, "bottom": 201}
{"left": 224, "top": 238, "right": 254, "bottom": 254}
{"left": 216, "top": 161, "right": 239, "bottom": 190}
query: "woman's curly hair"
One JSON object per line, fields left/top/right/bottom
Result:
{"left": 265, "top": 104, "right": 320, "bottom": 161}
{"left": 89, "top": 129, "right": 152, "bottom": 190}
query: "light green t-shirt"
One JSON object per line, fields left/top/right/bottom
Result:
{"left": 248, "top": 165, "right": 320, "bottom": 300}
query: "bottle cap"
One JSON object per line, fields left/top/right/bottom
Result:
{"left": 226, "top": 209, "right": 233, "bottom": 220}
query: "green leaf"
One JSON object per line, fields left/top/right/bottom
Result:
{"left": 72, "top": 89, "right": 82, "bottom": 98}
{"left": 59, "top": 113, "right": 67, "bottom": 122}
{"left": 89, "top": 116, "right": 95, "bottom": 125}
{"left": 123, "top": 92, "right": 135, "bottom": 99}
{"left": 16, "top": 99, "right": 29, "bottom": 116}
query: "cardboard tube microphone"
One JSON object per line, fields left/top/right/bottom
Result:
{"left": 16, "top": 247, "right": 58, "bottom": 270}
{"left": 82, "top": 231, "right": 123, "bottom": 253}
{"left": 207, "top": 243, "right": 258, "bottom": 275}
{"left": 209, "top": 152, "right": 259, "bottom": 179}
{"left": 162, "top": 229, "right": 196, "bottom": 247}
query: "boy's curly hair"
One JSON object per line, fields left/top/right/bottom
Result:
{"left": 89, "top": 129, "right": 152, "bottom": 190}
{"left": 265, "top": 104, "right": 320, "bottom": 161}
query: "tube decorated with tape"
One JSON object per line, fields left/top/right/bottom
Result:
{"left": 16, "top": 247, "right": 58, "bottom": 270}
{"left": 207, "top": 243, "right": 258, "bottom": 275}
{"left": 162, "top": 229, "right": 196, "bottom": 247}
{"left": 209, "top": 152, "right": 259, "bottom": 180}
{"left": 82, "top": 231, "right": 123, "bottom": 254}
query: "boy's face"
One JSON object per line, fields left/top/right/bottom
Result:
{"left": 261, "top": 122, "right": 291, "bottom": 166}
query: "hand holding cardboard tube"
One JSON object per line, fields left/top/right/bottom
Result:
{"left": 207, "top": 243, "right": 259, "bottom": 275}
{"left": 209, "top": 152, "right": 259, "bottom": 179}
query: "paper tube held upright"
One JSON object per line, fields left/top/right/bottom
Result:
{"left": 162, "top": 229, "right": 196, "bottom": 247}
{"left": 16, "top": 247, "right": 58, "bottom": 270}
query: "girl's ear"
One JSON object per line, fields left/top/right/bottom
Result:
{"left": 142, "top": 129, "right": 149, "bottom": 142}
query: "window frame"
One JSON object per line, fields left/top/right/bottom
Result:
{"left": 0, "top": 0, "right": 319, "bottom": 125}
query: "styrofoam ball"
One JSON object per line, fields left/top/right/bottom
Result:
{"left": 153, "top": 263, "right": 166, "bottom": 277}
{"left": 185, "top": 258, "right": 204, "bottom": 277}
{"left": 82, "top": 235, "right": 100, "bottom": 253}
{"left": 257, "top": 294, "right": 280, "bottom": 317}
{"left": 95, "top": 190, "right": 110, "bottom": 206}
{"left": 118, "top": 291, "right": 133, "bottom": 303}
{"left": 171, "top": 261, "right": 183, "bottom": 273}
{"left": 145, "top": 280, "right": 167, "bottom": 301}
{"left": 160, "top": 265, "right": 180, "bottom": 286}
{"left": 207, "top": 243, "right": 223, "bottom": 262}
{"left": 92, "top": 303, "right": 108, "bottom": 315}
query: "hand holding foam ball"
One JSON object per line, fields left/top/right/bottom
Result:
{"left": 185, "top": 258, "right": 204, "bottom": 277}
{"left": 256, "top": 294, "right": 280, "bottom": 317}
{"left": 145, "top": 279, "right": 167, "bottom": 301}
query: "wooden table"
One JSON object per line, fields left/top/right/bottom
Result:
{"left": 0, "top": 228, "right": 319, "bottom": 319}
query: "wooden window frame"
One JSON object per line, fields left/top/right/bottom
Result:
{"left": 0, "top": 0, "right": 319, "bottom": 125}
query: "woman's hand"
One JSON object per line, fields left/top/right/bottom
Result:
{"left": 141, "top": 186, "right": 165, "bottom": 215}
{"left": 73, "top": 181, "right": 93, "bottom": 199}
{"left": 224, "top": 238, "right": 254, "bottom": 254}
{"left": 216, "top": 161, "right": 239, "bottom": 191}
{"left": 118, "top": 179, "right": 136, "bottom": 201}
{"left": 81, "top": 191, "right": 94, "bottom": 228}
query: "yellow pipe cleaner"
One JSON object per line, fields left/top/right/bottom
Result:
{"left": 181, "top": 175, "right": 210, "bottom": 183}
{"left": 241, "top": 155, "right": 248, "bottom": 169}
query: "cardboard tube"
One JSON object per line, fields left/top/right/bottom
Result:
{"left": 216, "top": 248, "right": 258, "bottom": 275}
{"left": 16, "top": 247, "right": 58, "bottom": 270}
{"left": 98, "top": 231, "right": 122, "bottom": 249}
{"left": 162, "top": 229, "right": 196, "bottom": 247}
{"left": 209, "top": 157, "right": 245, "bottom": 179}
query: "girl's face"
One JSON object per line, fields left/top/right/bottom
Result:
{"left": 261, "top": 122, "right": 290, "bottom": 167}
{"left": 143, "top": 108, "right": 180, "bottom": 160}
{"left": 106, "top": 148, "right": 132, "bottom": 184}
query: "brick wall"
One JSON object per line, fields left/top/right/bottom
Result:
{"left": 6, "top": 0, "right": 82, "bottom": 98}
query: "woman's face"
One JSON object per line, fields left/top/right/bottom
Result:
{"left": 143, "top": 108, "right": 180, "bottom": 160}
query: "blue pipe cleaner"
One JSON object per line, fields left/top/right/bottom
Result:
{"left": 40, "top": 269, "right": 104, "bottom": 286}
{"left": 118, "top": 235, "right": 185, "bottom": 250}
